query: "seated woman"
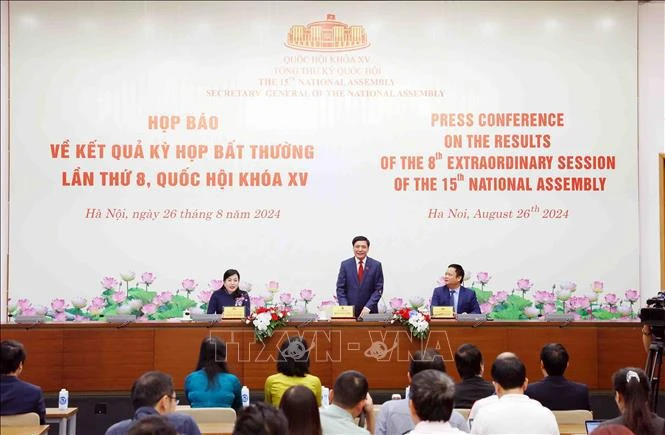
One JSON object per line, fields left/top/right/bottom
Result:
{"left": 264, "top": 337, "right": 322, "bottom": 407}
{"left": 601, "top": 367, "right": 665, "bottom": 435}
{"left": 185, "top": 337, "right": 242, "bottom": 409}
{"left": 233, "top": 402, "right": 288, "bottom": 435}
{"left": 279, "top": 385, "right": 322, "bottom": 435}
{"left": 207, "top": 269, "right": 250, "bottom": 317}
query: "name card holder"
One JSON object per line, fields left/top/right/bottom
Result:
{"left": 222, "top": 307, "right": 246, "bottom": 320}
{"left": 331, "top": 306, "right": 355, "bottom": 319}
{"left": 431, "top": 306, "right": 454, "bottom": 319}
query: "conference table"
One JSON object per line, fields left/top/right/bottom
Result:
{"left": 0, "top": 319, "right": 644, "bottom": 392}
{"left": 45, "top": 407, "right": 78, "bottom": 435}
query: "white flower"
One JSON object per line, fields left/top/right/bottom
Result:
{"left": 120, "top": 272, "right": 136, "bottom": 282}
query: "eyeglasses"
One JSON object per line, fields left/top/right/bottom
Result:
{"left": 167, "top": 393, "right": 180, "bottom": 406}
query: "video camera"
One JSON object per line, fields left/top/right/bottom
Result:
{"left": 640, "top": 291, "right": 665, "bottom": 343}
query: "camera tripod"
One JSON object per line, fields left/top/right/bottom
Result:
{"left": 645, "top": 339, "right": 663, "bottom": 412}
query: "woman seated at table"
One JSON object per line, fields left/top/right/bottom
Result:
{"left": 600, "top": 367, "right": 665, "bottom": 435}
{"left": 264, "top": 337, "right": 322, "bottom": 407}
{"left": 185, "top": 337, "right": 242, "bottom": 409}
{"left": 207, "top": 269, "right": 250, "bottom": 317}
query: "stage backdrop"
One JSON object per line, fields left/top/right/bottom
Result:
{"left": 6, "top": 1, "right": 639, "bottom": 319}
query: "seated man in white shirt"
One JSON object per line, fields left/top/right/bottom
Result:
{"left": 320, "top": 370, "right": 374, "bottom": 435}
{"left": 468, "top": 352, "right": 518, "bottom": 422}
{"left": 470, "top": 355, "right": 559, "bottom": 435}
{"left": 406, "top": 369, "right": 467, "bottom": 434}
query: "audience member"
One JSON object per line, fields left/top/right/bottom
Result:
{"left": 279, "top": 385, "right": 322, "bottom": 435}
{"left": 453, "top": 344, "right": 494, "bottom": 408}
{"left": 233, "top": 402, "right": 288, "bottom": 435}
{"left": 127, "top": 415, "right": 177, "bottom": 435}
{"left": 591, "top": 425, "right": 635, "bottom": 435}
{"left": 0, "top": 340, "right": 46, "bottom": 424}
{"left": 376, "top": 349, "right": 469, "bottom": 435}
{"left": 185, "top": 336, "right": 242, "bottom": 409}
{"left": 468, "top": 352, "right": 520, "bottom": 421}
{"left": 320, "top": 370, "right": 374, "bottom": 435}
{"left": 264, "top": 336, "right": 322, "bottom": 407}
{"left": 105, "top": 371, "right": 201, "bottom": 435}
{"left": 406, "top": 369, "right": 466, "bottom": 434}
{"left": 470, "top": 355, "right": 558, "bottom": 434}
{"left": 600, "top": 367, "right": 665, "bottom": 435}
{"left": 207, "top": 269, "right": 251, "bottom": 317}
{"left": 525, "top": 343, "right": 591, "bottom": 410}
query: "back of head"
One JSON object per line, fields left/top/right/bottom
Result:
{"left": 409, "top": 349, "right": 446, "bottom": 377}
{"left": 279, "top": 385, "right": 322, "bottom": 435}
{"left": 410, "top": 369, "right": 455, "bottom": 422}
{"left": 332, "top": 370, "right": 369, "bottom": 409}
{"left": 540, "top": 343, "right": 569, "bottom": 376}
{"left": 131, "top": 371, "right": 174, "bottom": 410}
{"left": 613, "top": 367, "right": 652, "bottom": 435}
{"left": 128, "top": 415, "right": 177, "bottom": 435}
{"left": 1, "top": 340, "right": 26, "bottom": 375}
{"left": 454, "top": 343, "right": 483, "bottom": 379}
{"left": 196, "top": 336, "right": 228, "bottom": 385}
{"left": 277, "top": 336, "right": 310, "bottom": 377}
{"left": 233, "top": 402, "right": 288, "bottom": 435}
{"left": 491, "top": 356, "right": 526, "bottom": 390}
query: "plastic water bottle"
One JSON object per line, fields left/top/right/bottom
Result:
{"left": 321, "top": 386, "right": 330, "bottom": 407}
{"left": 58, "top": 388, "right": 69, "bottom": 410}
{"left": 241, "top": 386, "right": 250, "bottom": 408}
{"left": 405, "top": 386, "right": 410, "bottom": 399}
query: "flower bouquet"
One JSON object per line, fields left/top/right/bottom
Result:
{"left": 390, "top": 306, "right": 431, "bottom": 340}
{"left": 245, "top": 306, "right": 290, "bottom": 342}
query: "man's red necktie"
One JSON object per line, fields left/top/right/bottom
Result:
{"left": 358, "top": 260, "right": 364, "bottom": 282}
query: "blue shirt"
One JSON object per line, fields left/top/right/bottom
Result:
{"left": 105, "top": 406, "right": 201, "bottom": 435}
{"left": 185, "top": 369, "right": 242, "bottom": 409}
{"left": 206, "top": 288, "right": 250, "bottom": 316}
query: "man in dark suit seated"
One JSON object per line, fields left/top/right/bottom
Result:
{"left": 336, "top": 235, "right": 384, "bottom": 319}
{"left": 525, "top": 343, "right": 591, "bottom": 410}
{"left": 430, "top": 264, "right": 480, "bottom": 314}
{"left": 0, "top": 340, "right": 46, "bottom": 424}
{"left": 453, "top": 343, "right": 495, "bottom": 408}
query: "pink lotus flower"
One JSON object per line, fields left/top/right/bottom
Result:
{"left": 141, "top": 303, "right": 157, "bottom": 315}
{"left": 182, "top": 278, "right": 198, "bottom": 292}
{"left": 22, "top": 308, "right": 37, "bottom": 316}
{"left": 524, "top": 306, "right": 539, "bottom": 318}
{"left": 389, "top": 297, "right": 404, "bottom": 310}
{"left": 592, "top": 281, "right": 604, "bottom": 293}
{"left": 266, "top": 281, "right": 280, "bottom": 293}
{"left": 33, "top": 305, "right": 48, "bottom": 316}
{"left": 488, "top": 295, "right": 497, "bottom": 305}
{"left": 476, "top": 272, "right": 491, "bottom": 285}
{"left": 112, "top": 291, "right": 127, "bottom": 304}
{"left": 101, "top": 276, "right": 119, "bottom": 290}
{"left": 318, "top": 299, "right": 336, "bottom": 310}
{"left": 517, "top": 278, "right": 533, "bottom": 292}
{"left": 240, "top": 281, "right": 253, "bottom": 292}
{"left": 71, "top": 297, "right": 88, "bottom": 308}
{"left": 151, "top": 297, "right": 163, "bottom": 307}
{"left": 543, "top": 303, "right": 557, "bottom": 314}
{"left": 74, "top": 315, "right": 87, "bottom": 321}
{"left": 91, "top": 296, "right": 106, "bottom": 309}
{"left": 120, "top": 272, "right": 136, "bottom": 282}
{"left": 250, "top": 295, "right": 266, "bottom": 308}
{"left": 279, "top": 292, "right": 294, "bottom": 305}
{"left": 567, "top": 296, "right": 590, "bottom": 311}
{"left": 209, "top": 279, "right": 224, "bottom": 291}
{"left": 617, "top": 303, "right": 632, "bottom": 316}
{"left": 480, "top": 303, "right": 493, "bottom": 314}
{"left": 51, "top": 298, "right": 66, "bottom": 312}
{"left": 198, "top": 289, "right": 213, "bottom": 304}
{"left": 624, "top": 289, "right": 639, "bottom": 303}
{"left": 300, "top": 289, "right": 315, "bottom": 302}
{"left": 141, "top": 272, "right": 156, "bottom": 285}
{"left": 53, "top": 312, "right": 68, "bottom": 322}
{"left": 17, "top": 298, "right": 32, "bottom": 311}
{"left": 494, "top": 291, "right": 509, "bottom": 304}
{"left": 604, "top": 293, "right": 619, "bottom": 305}
{"left": 560, "top": 281, "right": 577, "bottom": 292}
{"left": 437, "top": 276, "right": 446, "bottom": 286}
{"left": 156, "top": 291, "right": 173, "bottom": 304}
{"left": 534, "top": 290, "right": 555, "bottom": 304}
{"left": 556, "top": 289, "right": 572, "bottom": 301}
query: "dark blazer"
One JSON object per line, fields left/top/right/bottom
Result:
{"left": 336, "top": 256, "right": 384, "bottom": 318}
{"left": 431, "top": 285, "right": 480, "bottom": 314}
{"left": 0, "top": 375, "right": 46, "bottom": 424}
{"left": 454, "top": 376, "right": 496, "bottom": 408}
{"left": 525, "top": 375, "right": 591, "bottom": 410}
{"left": 207, "top": 288, "right": 250, "bottom": 317}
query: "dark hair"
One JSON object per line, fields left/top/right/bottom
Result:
{"left": 491, "top": 357, "right": 526, "bottom": 390}
{"left": 540, "top": 343, "right": 569, "bottom": 376}
{"left": 130, "top": 371, "right": 174, "bottom": 410}
{"left": 448, "top": 264, "right": 465, "bottom": 281}
{"left": 195, "top": 336, "right": 229, "bottom": 387}
{"left": 1, "top": 340, "right": 26, "bottom": 374}
{"left": 223, "top": 269, "right": 240, "bottom": 281}
{"left": 454, "top": 343, "right": 483, "bottom": 379}
{"left": 332, "top": 370, "right": 368, "bottom": 408}
{"left": 410, "top": 369, "right": 455, "bottom": 422}
{"left": 276, "top": 337, "right": 310, "bottom": 377}
{"left": 233, "top": 402, "right": 288, "bottom": 435}
{"left": 279, "top": 385, "right": 322, "bottom": 435}
{"left": 352, "top": 236, "right": 370, "bottom": 247}
{"left": 409, "top": 349, "right": 446, "bottom": 377}
{"left": 128, "top": 415, "right": 177, "bottom": 435}
{"left": 613, "top": 367, "right": 653, "bottom": 435}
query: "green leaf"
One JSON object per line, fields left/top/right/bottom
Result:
{"left": 473, "top": 288, "right": 493, "bottom": 304}
{"left": 591, "top": 309, "right": 617, "bottom": 320}
{"left": 153, "top": 305, "right": 184, "bottom": 320}
{"left": 492, "top": 307, "right": 525, "bottom": 320}
{"left": 169, "top": 295, "right": 197, "bottom": 310}
{"left": 506, "top": 295, "right": 532, "bottom": 311}
{"left": 128, "top": 289, "right": 157, "bottom": 304}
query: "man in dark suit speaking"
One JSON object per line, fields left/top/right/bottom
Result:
{"left": 336, "top": 235, "right": 384, "bottom": 318}
{"left": 431, "top": 264, "right": 480, "bottom": 314}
